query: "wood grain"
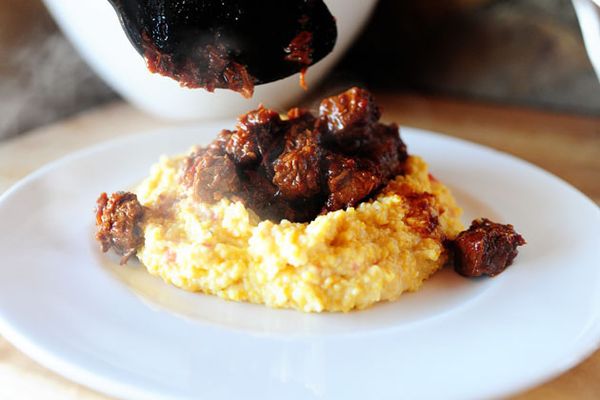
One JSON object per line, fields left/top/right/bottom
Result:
{"left": 0, "top": 96, "right": 598, "bottom": 400}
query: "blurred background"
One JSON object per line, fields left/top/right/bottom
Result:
{"left": 0, "top": 0, "right": 599, "bottom": 141}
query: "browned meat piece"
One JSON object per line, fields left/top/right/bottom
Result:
{"left": 318, "top": 87, "right": 381, "bottom": 150}
{"left": 237, "top": 169, "right": 315, "bottom": 222}
{"left": 260, "top": 109, "right": 314, "bottom": 181}
{"left": 363, "top": 123, "right": 408, "bottom": 178}
{"left": 323, "top": 153, "right": 381, "bottom": 212}
{"left": 95, "top": 192, "right": 145, "bottom": 264}
{"left": 453, "top": 218, "right": 526, "bottom": 277}
{"left": 272, "top": 125, "right": 322, "bottom": 200}
{"left": 224, "top": 128, "right": 259, "bottom": 166}
{"left": 258, "top": 135, "right": 285, "bottom": 182}
{"left": 225, "top": 106, "right": 283, "bottom": 166}
{"left": 273, "top": 131, "right": 322, "bottom": 200}
{"left": 184, "top": 147, "right": 241, "bottom": 202}
{"left": 283, "top": 124, "right": 318, "bottom": 151}
{"left": 239, "top": 169, "right": 279, "bottom": 216}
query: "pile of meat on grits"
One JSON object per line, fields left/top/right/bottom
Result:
{"left": 94, "top": 88, "right": 525, "bottom": 312}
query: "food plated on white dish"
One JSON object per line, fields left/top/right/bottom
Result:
{"left": 0, "top": 114, "right": 598, "bottom": 399}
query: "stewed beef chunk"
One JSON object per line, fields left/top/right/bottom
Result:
{"left": 318, "top": 87, "right": 381, "bottom": 151}
{"left": 323, "top": 153, "right": 381, "bottom": 211}
{"left": 453, "top": 218, "right": 526, "bottom": 277}
{"left": 225, "top": 106, "right": 283, "bottom": 166}
{"left": 239, "top": 169, "right": 280, "bottom": 217}
{"left": 184, "top": 146, "right": 241, "bottom": 202}
{"left": 95, "top": 192, "right": 145, "bottom": 264}
{"left": 273, "top": 128, "right": 322, "bottom": 200}
{"left": 363, "top": 123, "right": 407, "bottom": 178}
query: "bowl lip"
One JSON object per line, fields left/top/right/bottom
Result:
{"left": 572, "top": 0, "right": 600, "bottom": 81}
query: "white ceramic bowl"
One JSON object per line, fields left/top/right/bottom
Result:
{"left": 42, "top": 0, "right": 378, "bottom": 120}
{"left": 572, "top": 0, "right": 600, "bottom": 81}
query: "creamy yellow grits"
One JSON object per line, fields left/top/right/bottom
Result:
{"left": 134, "top": 154, "right": 463, "bottom": 312}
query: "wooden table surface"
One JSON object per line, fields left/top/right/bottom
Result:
{"left": 0, "top": 94, "right": 598, "bottom": 399}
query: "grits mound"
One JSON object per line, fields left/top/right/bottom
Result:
{"left": 135, "top": 154, "right": 463, "bottom": 312}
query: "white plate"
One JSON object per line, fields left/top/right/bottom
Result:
{"left": 0, "top": 124, "right": 599, "bottom": 400}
